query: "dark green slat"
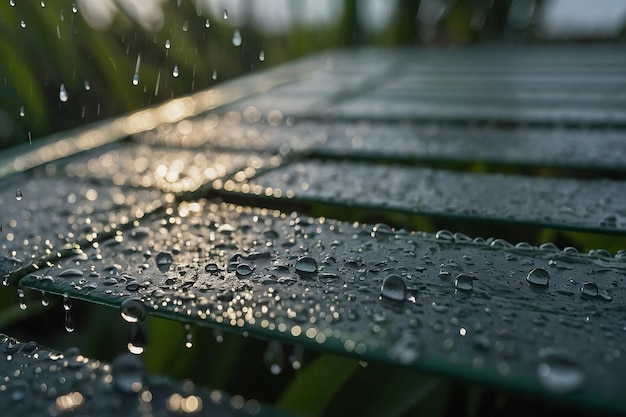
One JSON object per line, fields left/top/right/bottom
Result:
{"left": 18, "top": 200, "right": 626, "bottom": 415}
{"left": 242, "top": 160, "right": 626, "bottom": 234}
{"left": 0, "top": 334, "right": 286, "bottom": 416}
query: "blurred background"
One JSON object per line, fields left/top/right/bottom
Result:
{"left": 1, "top": 0, "right": 625, "bottom": 149}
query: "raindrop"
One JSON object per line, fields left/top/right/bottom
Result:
{"left": 40, "top": 1, "right": 45, "bottom": 7}
{"left": 581, "top": 282, "right": 598, "bottom": 298}
{"left": 184, "top": 324, "right": 192, "bottom": 349}
{"left": 59, "top": 83, "right": 68, "bottom": 102}
{"left": 41, "top": 290, "right": 49, "bottom": 307}
{"left": 155, "top": 252, "right": 173, "bottom": 272}
{"left": 223, "top": 9, "right": 228, "bottom": 19}
{"left": 182, "top": 20, "right": 188, "bottom": 31}
{"left": 20, "top": 20, "right": 26, "bottom": 28}
{"left": 15, "top": 188, "right": 23, "bottom": 201}
{"left": 9, "top": 0, "right": 15, "bottom": 6}
{"left": 454, "top": 274, "right": 474, "bottom": 292}
{"left": 263, "top": 341, "right": 284, "bottom": 375}
{"left": 17, "top": 288, "right": 27, "bottom": 310}
{"left": 380, "top": 274, "right": 407, "bottom": 302}
{"left": 236, "top": 263, "right": 254, "bottom": 278}
{"left": 289, "top": 345, "right": 304, "bottom": 370}
{"left": 259, "top": 50, "right": 265, "bottom": 62}
{"left": 120, "top": 298, "right": 146, "bottom": 323}
{"left": 213, "top": 328, "right": 224, "bottom": 343}
{"left": 205, "top": 18, "right": 210, "bottom": 28}
{"left": 211, "top": 69, "right": 218, "bottom": 80}
{"left": 132, "top": 54, "right": 141, "bottom": 86}
{"left": 205, "top": 263, "right": 220, "bottom": 273}
{"left": 58, "top": 268, "right": 83, "bottom": 278}
{"left": 526, "top": 268, "right": 550, "bottom": 287}
{"left": 19, "top": 106, "right": 25, "bottom": 117}
{"left": 84, "top": 80, "right": 91, "bottom": 91}
{"left": 537, "top": 348, "right": 584, "bottom": 394}
{"left": 232, "top": 30, "right": 242, "bottom": 46}
{"left": 128, "top": 323, "right": 147, "bottom": 355}
{"left": 172, "top": 65, "right": 179, "bottom": 78}
{"left": 165, "top": 39, "right": 171, "bottom": 49}
{"left": 435, "top": 230, "right": 454, "bottom": 241}
{"left": 389, "top": 334, "right": 421, "bottom": 364}
{"left": 72, "top": 3, "right": 77, "bottom": 13}
{"left": 2, "top": 275, "right": 10, "bottom": 287}
{"left": 112, "top": 353, "right": 145, "bottom": 394}
{"left": 295, "top": 256, "right": 317, "bottom": 275}
{"left": 64, "top": 311, "right": 75, "bottom": 333}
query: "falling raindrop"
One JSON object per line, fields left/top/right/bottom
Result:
{"left": 184, "top": 324, "right": 193, "bottom": 348}
{"left": 295, "top": 256, "right": 317, "bottom": 275}
{"left": 15, "top": 188, "right": 23, "bottom": 201}
{"left": 132, "top": 54, "right": 141, "bottom": 86}
{"left": 165, "top": 39, "right": 171, "bottom": 49}
{"left": 380, "top": 274, "right": 407, "bottom": 302}
{"left": 259, "top": 50, "right": 265, "bottom": 62}
{"left": 205, "top": 18, "right": 210, "bottom": 28}
{"left": 211, "top": 69, "right": 218, "bottom": 80}
{"left": 17, "top": 289, "right": 27, "bottom": 310}
{"left": 59, "top": 83, "right": 68, "bottom": 102}
{"left": 20, "top": 20, "right": 26, "bottom": 28}
{"left": 72, "top": 3, "right": 77, "bottom": 13}
{"left": 537, "top": 348, "right": 584, "bottom": 393}
{"left": 263, "top": 341, "right": 284, "bottom": 375}
{"left": 112, "top": 354, "right": 145, "bottom": 394}
{"left": 63, "top": 294, "right": 74, "bottom": 333}
{"left": 223, "top": 9, "right": 228, "bottom": 19}
{"left": 19, "top": 106, "right": 25, "bottom": 117}
{"left": 120, "top": 298, "right": 146, "bottom": 323}
{"left": 9, "top": 0, "right": 15, "bottom": 6}
{"left": 128, "top": 323, "right": 147, "bottom": 355}
{"left": 155, "top": 252, "right": 173, "bottom": 272}
{"left": 289, "top": 345, "right": 304, "bottom": 370}
{"left": 41, "top": 290, "right": 49, "bottom": 307}
{"left": 232, "top": 30, "right": 242, "bottom": 46}
{"left": 84, "top": 80, "right": 91, "bottom": 91}
{"left": 526, "top": 267, "right": 550, "bottom": 287}
{"left": 454, "top": 274, "right": 474, "bottom": 292}
{"left": 172, "top": 65, "right": 179, "bottom": 78}
{"left": 182, "top": 20, "right": 189, "bottom": 31}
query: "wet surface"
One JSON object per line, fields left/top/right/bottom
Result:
{"left": 243, "top": 159, "right": 626, "bottom": 233}
{"left": 16, "top": 200, "right": 626, "bottom": 414}
{"left": 0, "top": 334, "right": 284, "bottom": 416}
{"left": 3, "top": 46, "right": 626, "bottom": 415}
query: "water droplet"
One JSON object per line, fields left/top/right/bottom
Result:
{"left": 156, "top": 252, "right": 173, "bottom": 272}
{"left": 112, "top": 353, "right": 145, "bottom": 394}
{"left": 295, "top": 256, "right": 317, "bottom": 275}
{"left": 205, "top": 18, "right": 210, "bottom": 28}
{"left": 581, "top": 282, "right": 598, "bottom": 298}
{"left": 537, "top": 348, "right": 584, "bottom": 393}
{"left": 165, "top": 39, "right": 171, "bottom": 49}
{"left": 132, "top": 54, "right": 141, "bottom": 86}
{"left": 389, "top": 334, "right": 421, "bottom": 364}
{"left": 20, "top": 20, "right": 26, "bottom": 28}
{"left": 17, "top": 289, "right": 27, "bottom": 310}
{"left": 236, "top": 263, "right": 254, "bottom": 278}
{"left": 223, "top": 9, "right": 228, "bottom": 19}
{"left": 72, "top": 3, "right": 77, "bottom": 13}
{"left": 2, "top": 275, "right": 10, "bottom": 287}
{"left": 41, "top": 290, "right": 49, "bottom": 307}
{"left": 526, "top": 268, "right": 550, "bottom": 287}
{"left": 232, "top": 30, "right": 242, "bottom": 46}
{"left": 63, "top": 295, "right": 75, "bottom": 331}
{"left": 454, "top": 274, "right": 474, "bottom": 292}
{"left": 9, "top": 0, "right": 15, "bottom": 6}
{"left": 435, "top": 230, "right": 454, "bottom": 241}
{"left": 380, "top": 274, "right": 407, "bottom": 302}
{"left": 58, "top": 268, "right": 83, "bottom": 278}
{"left": 213, "top": 328, "right": 224, "bottom": 343}
{"left": 128, "top": 323, "right": 146, "bottom": 355}
{"left": 289, "top": 345, "right": 303, "bottom": 370}
{"left": 263, "top": 341, "right": 284, "bottom": 375}
{"left": 258, "top": 50, "right": 265, "bottom": 62}
{"left": 15, "top": 188, "right": 23, "bottom": 201}
{"left": 120, "top": 298, "right": 146, "bottom": 323}
{"left": 19, "top": 106, "right": 25, "bottom": 117}
{"left": 59, "top": 83, "right": 68, "bottom": 102}
{"left": 63, "top": 294, "right": 72, "bottom": 311}
{"left": 184, "top": 324, "right": 193, "bottom": 349}
{"left": 211, "top": 69, "right": 218, "bottom": 80}
{"left": 172, "top": 65, "right": 179, "bottom": 78}
{"left": 84, "top": 80, "right": 91, "bottom": 91}
{"left": 182, "top": 20, "right": 188, "bottom": 31}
